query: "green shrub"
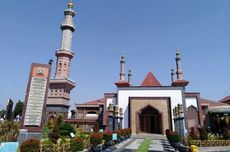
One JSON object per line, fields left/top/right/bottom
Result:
{"left": 166, "top": 130, "right": 181, "bottom": 143}
{"left": 70, "top": 137, "right": 84, "bottom": 151}
{"left": 59, "top": 123, "right": 75, "bottom": 136}
{"left": 42, "top": 125, "right": 51, "bottom": 138}
{"left": 120, "top": 129, "right": 126, "bottom": 137}
{"left": 198, "top": 126, "right": 208, "bottom": 140}
{"left": 189, "top": 127, "right": 198, "bottom": 140}
{"left": 0, "top": 120, "right": 19, "bottom": 142}
{"left": 90, "top": 133, "right": 103, "bottom": 146}
{"left": 93, "top": 123, "right": 99, "bottom": 133}
{"left": 41, "top": 139, "right": 53, "bottom": 145}
{"left": 57, "top": 114, "right": 63, "bottom": 126}
{"left": 48, "top": 125, "right": 60, "bottom": 143}
{"left": 207, "top": 133, "right": 219, "bottom": 140}
{"left": 20, "top": 138, "right": 40, "bottom": 152}
{"left": 103, "top": 131, "right": 112, "bottom": 142}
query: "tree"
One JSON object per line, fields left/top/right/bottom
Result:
{"left": 0, "top": 110, "right": 6, "bottom": 118}
{"left": 57, "top": 114, "right": 63, "bottom": 126}
{"left": 48, "top": 125, "right": 60, "bottom": 143}
{"left": 13, "top": 100, "right": 23, "bottom": 118}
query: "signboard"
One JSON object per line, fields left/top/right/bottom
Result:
{"left": 0, "top": 142, "right": 18, "bottom": 152}
{"left": 24, "top": 77, "right": 47, "bottom": 126}
{"left": 112, "top": 133, "right": 118, "bottom": 140}
{"left": 21, "top": 63, "right": 51, "bottom": 131}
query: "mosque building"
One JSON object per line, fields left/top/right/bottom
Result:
{"left": 46, "top": 1, "right": 230, "bottom": 136}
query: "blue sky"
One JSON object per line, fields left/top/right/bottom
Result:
{"left": 1, "top": 0, "right": 230, "bottom": 110}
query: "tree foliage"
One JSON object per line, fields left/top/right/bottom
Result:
{"left": 13, "top": 100, "right": 23, "bottom": 118}
{"left": 48, "top": 125, "right": 60, "bottom": 143}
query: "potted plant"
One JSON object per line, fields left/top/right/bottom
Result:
{"left": 90, "top": 132, "right": 103, "bottom": 152}
{"left": 125, "top": 128, "right": 132, "bottom": 138}
{"left": 103, "top": 131, "right": 113, "bottom": 147}
{"left": 120, "top": 129, "right": 126, "bottom": 141}
{"left": 166, "top": 129, "right": 181, "bottom": 150}
{"left": 70, "top": 137, "right": 84, "bottom": 152}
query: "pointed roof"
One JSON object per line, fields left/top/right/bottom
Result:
{"left": 219, "top": 96, "right": 230, "bottom": 104}
{"left": 141, "top": 72, "right": 161, "bottom": 87}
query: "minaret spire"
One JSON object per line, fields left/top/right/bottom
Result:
{"left": 172, "top": 48, "right": 189, "bottom": 87}
{"left": 115, "top": 54, "right": 130, "bottom": 87}
{"left": 119, "top": 54, "right": 126, "bottom": 81}
{"left": 128, "top": 69, "right": 132, "bottom": 85}
{"left": 175, "top": 49, "right": 183, "bottom": 80}
{"left": 171, "top": 67, "right": 175, "bottom": 83}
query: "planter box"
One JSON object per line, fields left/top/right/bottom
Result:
{"left": 105, "top": 140, "right": 113, "bottom": 147}
{"left": 91, "top": 144, "right": 103, "bottom": 152}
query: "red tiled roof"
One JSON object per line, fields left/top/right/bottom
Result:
{"left": 200, "top": 98, "right": 228, "bottom": 106}
{"left": 219, "top": 96, "right": 230, "bottom": 103}
{"left": 141, "top": 72, "right": 161, "bottom": 87}
{"left": 79, "top": 98, "right": 104, "bottom": 105}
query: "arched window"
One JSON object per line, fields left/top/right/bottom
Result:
{"left": 86, "top": 111, "right": 98, "bottom": 117}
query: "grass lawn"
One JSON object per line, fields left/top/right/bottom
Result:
{"left": 136, "top": 138, "right": 151, "bottom": 152}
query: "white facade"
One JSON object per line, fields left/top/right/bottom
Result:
{"left": 117, "top": 86, "right": 185, "bottom": 131}
{"left": 106, "top": 97, "right": 117, "bottom": 106}
{"left": 185, "top": 97, "right": 198, "bottom": 109}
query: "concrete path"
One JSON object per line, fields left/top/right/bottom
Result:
{"left": 121, "top": 134, "right": 175, "bottom": 152}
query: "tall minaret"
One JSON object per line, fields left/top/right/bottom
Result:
{"left": 115, "top": 54, "right": 130, "bottom": 87}
{"left": 172, "top": 49, "right": 189, "bottom": 87}
{"left": 119, "top": 54, "right": 126, "bottom": 81}
{"left": 55, "top": 1, "right": 75, "bottom": 79}
{"left": 175, "top": 49, "right": 183, "bottom": 80}
{"left": 47, "top": 1, "right": 76, "bottom": 118}
{"left": 171, "top": 67, "right": 175, "bottom": 83}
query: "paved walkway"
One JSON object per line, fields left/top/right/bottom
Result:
{"left": 121, "top": 134, "right": 175, "bottom": 152}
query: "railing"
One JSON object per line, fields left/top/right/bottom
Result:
{"left": 40, "top": 143, "right": 70, "bottom": 152}
{"left": 189, "top": 140, "right": 230, "bottom": 147}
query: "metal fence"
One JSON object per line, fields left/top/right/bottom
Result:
{"left": 40, "top": 143, "right": 71, "bottom": 152}
{"left": 189, "top": 140, "right": 230, "bottom": 147}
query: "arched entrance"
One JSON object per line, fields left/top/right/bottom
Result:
{"left": 139, "top": 105, "right": 162, "bottom": 134}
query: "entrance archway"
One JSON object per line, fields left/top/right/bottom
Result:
{"left": 139, "top": 105, "right": 162, "bottom": 134}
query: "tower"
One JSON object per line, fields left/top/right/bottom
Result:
{"left": 115, "top": 54, "right": 130, "bottom": 87}
{"left": 46, "top": 1, "right": 76, "bottom": 118}
{"left": 172, "top": 49, "right": 189, "bottom": 87}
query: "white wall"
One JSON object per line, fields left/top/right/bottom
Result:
{"left": 106, "top": 97, "right": 117, "bottom": 108}
{"left": 117, "top": 87, "right": 184, "bottom": 131}
{"left": 185, "top": 97, "right": 198, "bottom": 109}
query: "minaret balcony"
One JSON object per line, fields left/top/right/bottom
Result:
{"left": 56, "top": 50, "right": 74, "bottom": 59}
{"left": 61, "top": 23, "right": 75, "bottom": 32}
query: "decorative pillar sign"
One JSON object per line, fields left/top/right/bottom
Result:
{"left": 21, "top": 63, "right": 51, "bottom": 132}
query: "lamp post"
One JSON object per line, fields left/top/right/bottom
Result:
{"left": 107, "top": 103, "right": 114, "bottom": 131}
{"left": 119, "top": 108, "right": 123, "bottom": 129}
{"left": 173, "top": 104, "right": 185, "bottom": 137}
{"left": 114, "top": 105, "right": 119, "bottom": 130}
